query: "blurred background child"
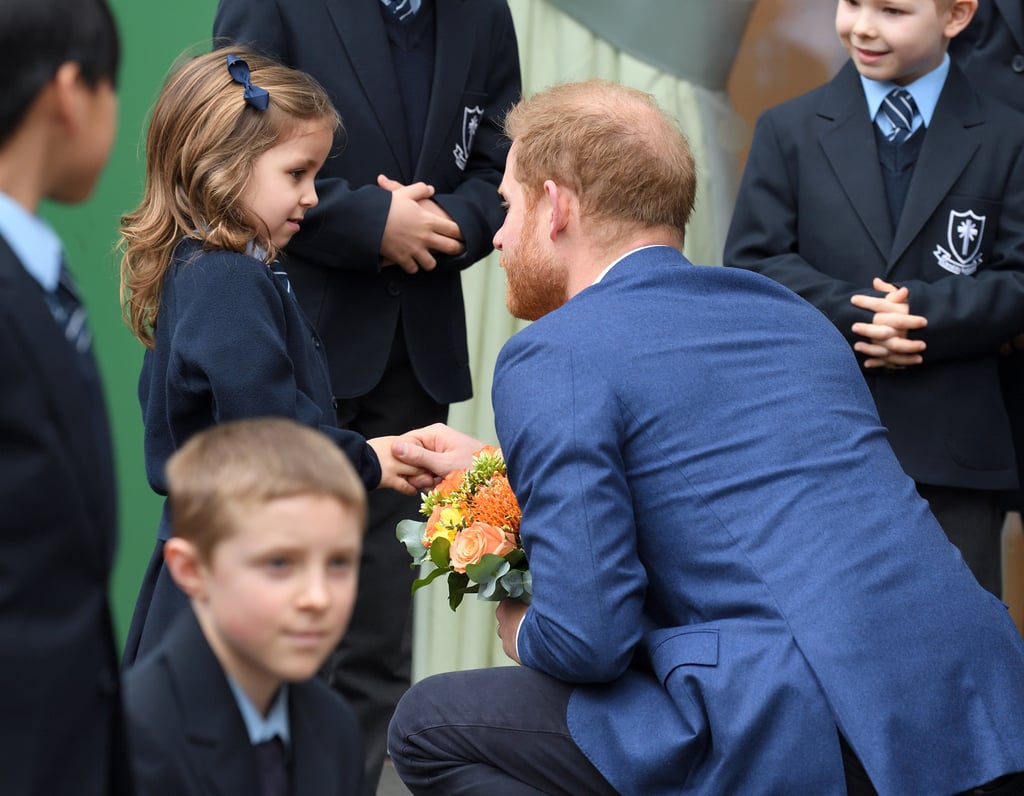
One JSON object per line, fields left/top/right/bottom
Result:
{"left": 124, "top": 417, "right": 368, "bottom": 795}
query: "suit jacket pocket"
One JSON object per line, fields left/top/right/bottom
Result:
{"left": 645, "top": 627, "right": 718, "bottom": 755}
{"left": 648, "top": 627, "right": 720, "bottom": 683}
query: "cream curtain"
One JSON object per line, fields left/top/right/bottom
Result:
{"left": 412, "top": 0, "right": 753, "bottom": 681}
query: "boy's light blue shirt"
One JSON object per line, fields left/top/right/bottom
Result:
{"left": 0, "top": 191, "right": 61, "bottom": 292}
{"left": 860, "top": 53, "right": 950, "bottom": 136}
{"left": 227, "top": 677, "right": 292, "bottom": 749}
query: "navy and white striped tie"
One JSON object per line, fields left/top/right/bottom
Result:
{"left": 270, "top": 262, "right": 292, "bottom": 294}
{"left": 881, "top": 88, "right": 918, "bottom": 144}
{"left": 380, "top": 0, "right": 421, "bottom": 23}
{"left": 45, "top": 267, "right": 91, "bottom": 354}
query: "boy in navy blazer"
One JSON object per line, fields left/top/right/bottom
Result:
{"left": 124, "top": 418, "right": 368, "bottom": 796}
{"left": 0, "top": 1, "right": 130, "bottom": 793}
{"left": 726, "top": 0, "right": 1024, "bottom": 597}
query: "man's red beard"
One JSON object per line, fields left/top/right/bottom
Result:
{"left": 502, "top": 216, "right": 568, "bottom": 321}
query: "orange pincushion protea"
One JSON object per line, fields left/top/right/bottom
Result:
{"left": 468, "top": 473, "right": 520, "bottom": 533}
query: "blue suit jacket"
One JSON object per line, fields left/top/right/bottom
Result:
{"left": 493, "top": 247, "right": 1024, "bottom": 794}
{"left": 725, "top": 61, "right": 1024, "bottom": 491}
{"left": 213, "top": 0, "right": 521, "bottom": 404}
{"left": 124, "top": 609, "right": 365, "bottom": 795}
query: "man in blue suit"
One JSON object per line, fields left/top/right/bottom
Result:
{"left": 387, "top": 80, "right": 1024, "bottom": 794}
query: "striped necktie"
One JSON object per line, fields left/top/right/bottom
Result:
{"left": 44, "top": 267, "right": 91, "bottom": 354}
{"left": 880, "top": 88, "right": 918, "bottom": 144}
{"left": 269, "top": 262, "right": 292, "bottom": 294}
{"left": 380, "top": 0, "right": 421, "bottom": 23}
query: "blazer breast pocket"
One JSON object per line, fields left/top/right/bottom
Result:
{"left": 447, "top": 91, "right": 487, "bottom": 174}
{"left": 925, "top": 195, "right": 1001, "bottom": 278}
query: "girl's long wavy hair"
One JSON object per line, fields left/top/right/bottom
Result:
{"left": 119, "top": 46, "right": 341, "bottom": 348}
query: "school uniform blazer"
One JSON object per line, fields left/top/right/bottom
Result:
{"left": 950, "top": 0, "right": 1024, "bottom": 111}
{"left": 124, "top": 609, "right": 365, "bottom": 795}
{"left": 725, "top": 60, "right": 1024, "bottom": 490}
{"left": 140, "top": 240, "right": 380, "bottom": 540}
{"left": 0, "top": 238, "right": 129, "bottom": 794}
{"left": 494, "top": 247, "right": 1024, "bottom": 795}
{"left": 213, "top": 0, "right": 521, "bottom": 404}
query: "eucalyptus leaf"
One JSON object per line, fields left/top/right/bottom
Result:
{"left": 495, "top": 569, "right": 533, "bottom": 603}
{"left": 447, "top": 571, "right": 475, "bottom": 611}
{"left": 411, "top": 565, "right": 449, "bottom": 594}
{"left": 396, "top": 518, "right": 429, "bottom": 562}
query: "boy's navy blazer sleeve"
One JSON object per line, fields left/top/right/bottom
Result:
{"left": 725, "top": 60, "right": 1024, "bottom": 363}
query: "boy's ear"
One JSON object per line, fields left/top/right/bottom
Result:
{"left": 50, "top": 62, "right": 87, "bottom": 134}
{"left": 163, "top": 538, "right": 207, "bottom": 598}
{"left": 945, "top": 0, "right": 978, "bottom": 39}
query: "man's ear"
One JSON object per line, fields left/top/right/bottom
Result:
{"left": 945, "top": 0, "right": 977, "bottom": 39}
{"left": 543, "top": 180, "right": 573, "bottom": 241}
{"left": 163, "top": 537, "right": 207, "bottom": 599}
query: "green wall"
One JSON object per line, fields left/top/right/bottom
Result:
{"left": 41, "top": 1, "right": 216, "bottom": 644}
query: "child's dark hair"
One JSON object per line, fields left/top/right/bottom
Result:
{"left": 0, "top": 0, "right": 120, "bottom": 146}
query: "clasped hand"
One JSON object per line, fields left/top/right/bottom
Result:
{"left": 377, "top": 174, "right": 465, "bottom": 273}
{"left": 849, "top": 277, "right": 927, "bottom": 369}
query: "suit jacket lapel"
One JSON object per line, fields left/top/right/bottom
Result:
{"left": 416, "top": 0, "right": 473, "bottom": 177}
{"left": 889, "top": 65, "right": 981, "bottom": 268}
{"left": 168, "top": 614, "right": 262, "bottom": 796}
{"left": 326, "top": 0, "right": 412, "bottom": 176}
{"left": 995, "top": 0, "right": 1024, "bottom": 52}
{"left": 818, "top": 62, "right": 894, "bottom": 260}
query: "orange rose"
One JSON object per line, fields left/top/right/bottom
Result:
{"left": 449, "top": 521, "right": 517, "bottom": 573}
{"left": 434, "top": 467, "right": 467, "bottom": 498}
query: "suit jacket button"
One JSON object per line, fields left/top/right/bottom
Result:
{"left": 1013, "top": 54, "right": 1024, "bottom": 73}
{"left": 312, "top": 336, "right": 321, "bottom": 349}
{"left": 387, "top": 281, "right": 402, "bottom": 296}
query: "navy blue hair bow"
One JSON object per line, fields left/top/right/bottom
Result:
{"left": 226, "top": 54, "right": 269, "bottom": 111}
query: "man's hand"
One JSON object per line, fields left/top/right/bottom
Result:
{"left": 378, "top": 174, "right": 465, "bottom": 273}
{"left": 850, "top": 277, "right": 927, "bottom": 369}
{"left": 496, "top": 599, "right": 527, "bottom": 664}
{"left": 391, "top": 423, "right": 485, "bottom": 486}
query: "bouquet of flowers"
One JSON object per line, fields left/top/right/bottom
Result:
{"left": 397, "top": 446, "right": 530, "bottom": 611}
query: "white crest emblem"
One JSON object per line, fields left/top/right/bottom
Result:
{"left": 453, "top": 105, "right": 484, "bottom": 171}
{"left": 933, "top": 209, "right": 985, "bottom": 275}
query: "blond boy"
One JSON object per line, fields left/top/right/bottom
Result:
{"left": 124, "top": 417, "right": 367, "bottom": 795}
